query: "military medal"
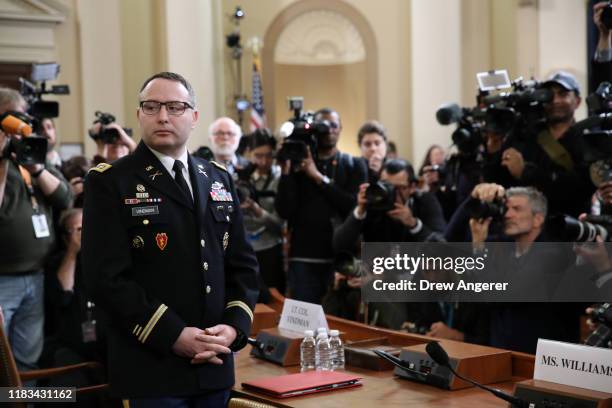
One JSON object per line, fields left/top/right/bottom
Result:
{"left": 223, "top": 232, "right": 229, "bottom": 251}
{"left": 132, "top": 236, "right": 144, "bottom": 249}
{"left": 156, "top": 233, "right": 168, "bottom": 251}
{"left": 137, "top": 184, "right": 146, "bottom": 192}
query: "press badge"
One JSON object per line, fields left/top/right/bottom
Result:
{"left": 32, "top": 214, "right": 50, "bottom": 238}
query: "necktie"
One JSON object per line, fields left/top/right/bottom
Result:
{"left": 172, "top": 160, "right": 192, "bottom": 203}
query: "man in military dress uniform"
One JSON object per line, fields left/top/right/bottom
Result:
{"left": 82, "top": 72, "right": 259, "bottom": 407}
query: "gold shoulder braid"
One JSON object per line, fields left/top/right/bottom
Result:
{"left": 210, "top": 161, "right": 227, "bottom": 172}
{"left": 89, "top": 163, "right": 112, "bottom": 173}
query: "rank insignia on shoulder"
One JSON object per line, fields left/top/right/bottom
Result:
{"left": 223, "top": 232, "right": 229, "bottom": 251}
{"left": 210, "top": 161, "right": 227, "bottom": 172}
{"left": 89, "top": 163, "right": 112, "bottom": 173}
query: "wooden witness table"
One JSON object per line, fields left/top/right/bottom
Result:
{"left": 232, "top": 292, "right": 536, "bottom": 407}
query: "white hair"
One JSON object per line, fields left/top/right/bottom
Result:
{"left": 208, "top": 117, "right": 242, "bottom": 139}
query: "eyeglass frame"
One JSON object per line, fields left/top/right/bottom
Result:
{"left": 139, "top": 100, "right": 194, "bottom": 116}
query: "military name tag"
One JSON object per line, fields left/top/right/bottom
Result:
{"left": 131, "top": 206, "right": 159, "bottom": 217}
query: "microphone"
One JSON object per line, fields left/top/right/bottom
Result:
{"left": 435, "top": 103, "right": 463, "bottom": 125}
{"left": 373, "top": 349, "right": 448, "bottom": 389}
{"left": 0, "top": 112, "right": 32, "bottom": 137}
{"left": 247, "top": 337, "right": 264, "bottom": 353}
{"left": 425, "top": 342, "right": 531, "bottom": 408}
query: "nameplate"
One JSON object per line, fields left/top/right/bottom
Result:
{"left": 534, "top": 339, "right": 612, "bottom": 394}
{"left": 278, "top": 299, "right": 328, "bottom": 334}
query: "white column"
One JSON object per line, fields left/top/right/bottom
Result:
{"left": 77, "top": 0, "right": 125, "bottom": 158}
{"left": 538, "top": 0, "right": 588, "bottom": 120}
{"left": 164, "top": 0, "right": 220, "bottom": 152}
{"left": 410, "top": 0, "right": 462, "bottom": 164}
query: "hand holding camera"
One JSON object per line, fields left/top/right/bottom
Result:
{"left": 468, "top": 183, "right": 506, "bottom": 245}
{"left": 355, "top": 182, "right": 369, "bottom": 218}
{"left": 594, "top": 1, "right": 612, "bottom": 38}
{"left": 387, "top": 201, "right": 417, "bottom": 228}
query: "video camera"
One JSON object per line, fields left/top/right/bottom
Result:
{"left": 0, "top": 63, "right": 70, "bottom": 165}
{"left": 480, "top": 77, "right": 552, "bottom": 137}
{"left": 585, "top": 303, "right": 612, "bottom": 349}
{"left": 572, "top": 82, "right": 612, "bottom": 187}
{"left": 88, "top": 111, "right": 133, "bottom": 144}
{"left": 435, "top": 103, "right": 485, "bottom": 156}
{"left": 277, "top": 97, "right": 331, "bottom": 166}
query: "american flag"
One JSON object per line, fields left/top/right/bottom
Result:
{"left": 250, "top": 55, "right": 266, "bottom": 131}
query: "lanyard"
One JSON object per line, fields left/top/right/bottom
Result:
{"left": 17, "top": 164, "right": 39, "bottom": 212}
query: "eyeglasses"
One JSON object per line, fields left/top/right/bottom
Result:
{"left": 139, "top": 100, "right": 193, "bottom": 116}
{"left": 213, "top": 130, "right": 237, "bottom": 137}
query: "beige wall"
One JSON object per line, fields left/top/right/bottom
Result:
{"left": 221, "top": 0, "right": 412, "bottom": 159}
{"left": 0, "top": 0, "right": 592, "bottom": 162}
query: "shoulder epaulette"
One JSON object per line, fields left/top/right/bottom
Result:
{"left": 89, "top": 163, "right": 112, "bottom": 173}
{"left": 210, "top": 160, "right": 227, "bottom": 172}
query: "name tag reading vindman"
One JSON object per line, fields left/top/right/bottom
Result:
{"left": 131, "top": 206, "right": 159, "bottom": 217}
{"left": 278, "top": 299, "right": 328, "bottom": 333}
{"left": 32, "top": 214, "right": 50, "bottom": 238}
{"left": 534, "top": 339, "right": 612, "bottom": 394}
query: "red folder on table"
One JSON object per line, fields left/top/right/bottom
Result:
{"left": 241, "top": 370, "right": 363, "bottom": 398}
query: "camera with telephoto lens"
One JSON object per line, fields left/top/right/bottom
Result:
{"left": 549, "top": 214, "right": 612, "bottom": 242}
{"left": 277, "top": 97, "right": 331, "bottom": 166}
{"left": 465, "top": 196, "right": 506, "bottom": 220}
{"left": 585, "top": 303, "right": 612, "bottom": 349}
{"left": 365, "top": 180, "right": 397, "bottom": 212}
{"left": 333, "top": 251, "right": 363, "bottom": 278}
{"left": 89, "top": 111, "right": 133, "bottom": 144}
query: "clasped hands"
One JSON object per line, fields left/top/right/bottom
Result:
{"left": 172, "top": 324, "right": 237, "bottom": 365}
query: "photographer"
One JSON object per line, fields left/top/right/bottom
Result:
{"left": 42, "top": 208, "right": 109, "bottom": 405}
{"left": 485, "top": 72, "right": 594, "bottom": 217}
{"left": 469, "top": 183, "right": 580, "bottom": 353}
{"left": 333, "top": 159, "right": 446, "bottom": 252}
{"left": 0, "top": 87, "right": 72, "bottom": 372}
{"left": 90, "top": 119, "right": 136, "bottom": 165}
{"left": 275, "top": 108, "right": 367, "bottom": 304}
{"left": 357, "top": 120, "right": 388, "bottom": 183}
{"left": 239, "top": 129, "right": 285, "bottom": 296}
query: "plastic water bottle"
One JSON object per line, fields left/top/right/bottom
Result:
{"left": 315, "top": 333, "right": 332, "bottom": 371}
{"left": 300, "top": 330, "right": 316, "bottom": 372}
{"left": 316, "top": 327, "right": 327, "bottom": 338}
{"left": 329, "top": 330, "right": 345, "bottom": 370}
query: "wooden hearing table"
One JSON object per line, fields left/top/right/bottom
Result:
{"left": 232, "top": 295, "right": 535, "bottom": 407}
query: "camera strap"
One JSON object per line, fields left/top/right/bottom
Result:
{"left": 17, "top": 164, "right": 40, "bottom": 212}
{"left": 536, "top": 130, "right": 574, "bottom": 172}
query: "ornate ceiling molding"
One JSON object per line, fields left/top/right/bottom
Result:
{"left": 274, "top": 9, "right": 366, "bottom": 66}
{"left": 0, "top": 0, "right": 65, "bottom": 24}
